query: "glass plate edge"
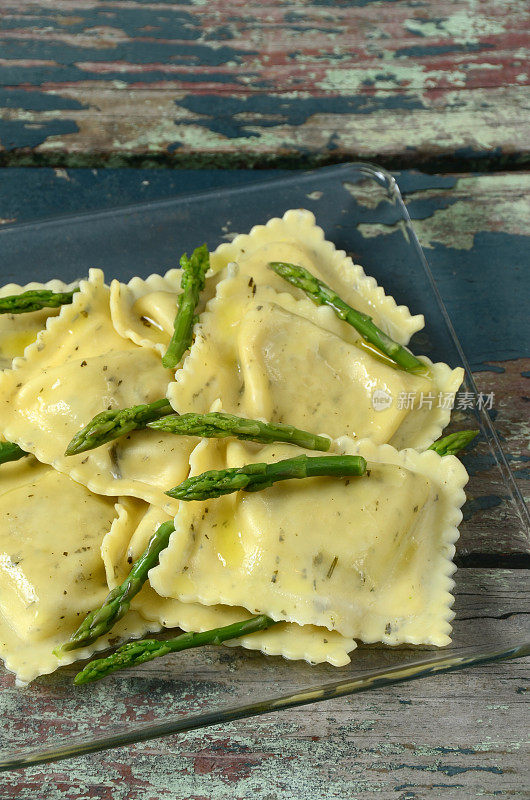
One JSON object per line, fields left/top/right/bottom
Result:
{"left": 1, "top": 643, "right": 528, "bottom": 772}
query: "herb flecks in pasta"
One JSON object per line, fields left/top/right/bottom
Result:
{"left": 269, "top": 261, "right": 428, "bottom": 375}
{"left": 168, "top": 270, "right": 463, "bottom": 452}
{"left": 151, "top": 437, "right": 468, "bottom": 647}
{"left": 100, "top": 500, "right": 357, "bottom": 669}
{"left": 0, "top": 213, "right": 474, "bottom": 685}
{"left": 57, "top": 520, "right": 176, "bottom": 654}
{"left": 0, "top": 269, "right": 194, "bottom": 512}
{"left": 0, "top": 457, "right": 157, "bottom": 683}
{"left": 210, "top": 209, "right": 424, "bottom": 345}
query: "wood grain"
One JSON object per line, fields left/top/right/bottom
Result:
{"left": 1, "top": 1, "right": 529, "bottom": 168}
{"left": 0, "top": 570, "right": 527, "bottom": 799}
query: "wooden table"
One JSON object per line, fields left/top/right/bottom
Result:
{"left": 0, "top": 2, "right": 528, "bottom": 798}
{"left": 1, "top": 0, "right": 529, "bottom": 171}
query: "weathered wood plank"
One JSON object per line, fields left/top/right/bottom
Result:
{"left": 463, "top": 359, "right": 529, "bottom": 553}
{"left": 355, "top": 171, "right": 530, "bottom": 559}
{"left": 0, "top": 1, "right": 528, "bottom": 168}
{"left": 0, "top": 570, "right": 527, "bottom": 799}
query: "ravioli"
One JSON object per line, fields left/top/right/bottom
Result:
{"left": 0, "top": 213, "right": 470, "bottom": 684}
{"left": 0, "top": 269, "right": 195, "bottom": 513}
{"left": 151, "top": 437, "right": 467, "bottom": 647}
{"left": 0, "top": 457, "right": 155, "bottom": 683}
{"left": 102, "top": 499, "right": 356, "bottom": 666}
{"left": 211, "top": 209, "right": 424, "bottom": 344}
{"left": 169, "top": 268, "right": 464, "bottom": 451}
{"left": 0, "top": 278, "right": 78, "bottom": 370}
{"left": 110, "top": 269, "right": 219, "bottom": 357}
{"left": 110, "top": 270, "right": 184, "bottom": 356}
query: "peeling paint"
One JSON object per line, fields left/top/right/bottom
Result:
{"left": 404, "top": 12, "right": 506, "bottom": 45}
{"left": 0, "top": 2, "right": 528, "bottom": 167}
{"left": 357, "top": 219, "right": 411, "bottom": 242}
{"left": 343, "top": 179, "right": 392, "bottom": 209}
{"left": 357, "top": 175, "right": 530, "bottom": 250}
{"left": 0, "top": 0, "right": 528, "bottom": 786}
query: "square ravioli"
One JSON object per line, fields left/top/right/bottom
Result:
{"left": 0, "top": 269, "right": 196, "bottom": 513}
{"left": 0, "top": 457, "right": 155, "bottom": 683}
{"left": 102, "top": 499, "right": 356, "bottom": 667}
{"left": 150, "top": 437, "right": 468, "bottom": 647}
{"left": 211, "top": 209, "right": 424, "bottom": 344}
{"left": 0, "top": 278, "right": 78, "bottom": 370}
{"left": 169, "top": 268, "right": 463, "bottom": 451}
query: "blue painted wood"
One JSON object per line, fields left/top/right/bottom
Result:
{"left": 0, "top": 168, "right": 527, "bottom": 371}
{"left": 1, "top": 1, "right": 528, "bottom": 170}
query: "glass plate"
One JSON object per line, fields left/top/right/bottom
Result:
{"left": 0, "top": 163, "right": 528, "bottom": 770}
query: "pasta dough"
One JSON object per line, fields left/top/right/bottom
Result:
{"left": 211, "top": 209, "right": 424, "bottom": 344}
{"left": 110, "top": 270, "right": 184, "bottom": 356}
{"left": 0, "top": 457, "right": 155, "bottom": 683}
{"left": 102, "top": 499, "right": 356, "bottom": 666}
{"left": 110, "top": 269, "right": 219, "bottom": 357}
{"left": 0, "top": 269, "right": 196, "bottom": 513}
{"left": 169, "top": 268, "right": 463, "bottom": 451}
{"left": 0, "top": 278, "right": 78, "bottom": 370}
{"left": 151, "top": 437, "right": 467, "bottom": 647}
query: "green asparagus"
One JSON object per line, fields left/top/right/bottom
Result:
{"left": 0, "top": 287, "right": 79, "bottom": 314}
{"left": 428, "top": 429, "right": 479, "bottom": 457}
{"left": 269, "top": 261, "right": 428, "bottom": 375}
{"left": 162, "top": 244, "right": 210, "bottom": 369}
{"left": 0, "top": 441, "right": 27, "bottom": 465}
{"left": 68, "top": 430, "right": 478, "bottom": 682}
{"left": 148, "top": 411, "right": 331, "bottom": 451}
{"left": 74, "top": 614, "right": 276, "bottom": 684}
{"left": 55, "top": 520, "right": 176, "bottom": 655}
{"left": 167, "top": 453, "right": 367, "bottom": 501}
{"left": 65, "top": 398, "right": 174, "bottom": 456}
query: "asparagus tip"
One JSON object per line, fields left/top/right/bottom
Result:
{"left": 64, "top": 442, "right": 80, "bottom": 457}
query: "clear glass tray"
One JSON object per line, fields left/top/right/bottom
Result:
{"left": 0, "top": 163, "right": 528, "bottom": 770}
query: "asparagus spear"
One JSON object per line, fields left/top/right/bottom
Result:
{"left": 65, "top": 398, "right": 174, "bottom": 456}
{"left": 162, "top": 244, "right": 210, "bottom": 369}
{"left": 0, "top": 287, "right": 79, "bottom": 314}
{"left": 167, "top": 453, "right": 367, "bottom": 501}
{"left": 74, "top": 614, "right": 276, "bottom": 684}
{"left": 55, "top": 520, "right": 176, "bottom": 655}
{"left": 428, "top": 429, "right": 479, "bottom": 457}
{"left": 269, "top": 261, "right": 428, "bottom": 375}
{"left": 167, "top": 429, "right": 479, "bottom": 502}
{"left": 59, "top": 455, "right": 359, "bottom": 651}
{"left": 68, "top": 429, "right": 477, "bottom": 680}
{"left": 0, "top": 441, "right": 27, "bottom": 465}
{"left": 148, "top": 411, "right": 331, "bottom": 452}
